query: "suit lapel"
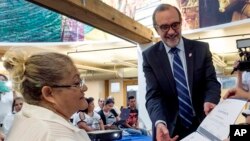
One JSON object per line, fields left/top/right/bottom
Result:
{"left": 157, "top": 42, "right": 176, "bottom": 92}
{"left": 183, "top": 38, "right": 194, "bottom": 94}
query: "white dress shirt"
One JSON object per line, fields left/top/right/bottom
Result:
{"left": 164, "top": 38, "right": 191, "bottom": 94}
{"left": 6, "top": 103, "right": 91, "bottom": 141}
{"left": 155, "top": 39, "right": 194, "bottom": 127}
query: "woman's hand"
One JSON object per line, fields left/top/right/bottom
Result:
{"left": 223, "top": 87, "right": 250, "bottom": 100}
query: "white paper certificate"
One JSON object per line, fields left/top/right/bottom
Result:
{"left": 198, "top": 99, "right": 247, "bottom": 140}
{"left": 181, "top": 99, "right": 247, "bottom": 141}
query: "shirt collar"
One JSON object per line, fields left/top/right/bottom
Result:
{"left": 163, "top": 38, "right": 184, "bottom": 53}
{"left": 21, "top": 103, "right": 81, "bottom": 132}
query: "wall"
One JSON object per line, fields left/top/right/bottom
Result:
{"left": 137, "top": 43, "right": 153, "bottom": 130}
{"left": 183, "top": 20, "right": 250, "bottom": 54}
{"left": 85, "top": 80, "right": 105, "bottom": 107}
{"left": 109, "top": 79, "right": 124, "bottom": 111}
{"left": 84, "top": 79, "right": 125, "bottom": 110}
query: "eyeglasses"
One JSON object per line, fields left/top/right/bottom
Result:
{"left": 51, "top": 79, "right": 85, "bottom": 89}
{"left": 155, "top": 22, "right": 181, "bottom": 32}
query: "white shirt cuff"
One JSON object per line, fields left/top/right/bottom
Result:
{"left": 155, "top": 120, "right": 167, "bottom": 127}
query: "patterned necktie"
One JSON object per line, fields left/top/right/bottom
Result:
{"left": 170, "top": 47, "right": 194, "bottom": 128}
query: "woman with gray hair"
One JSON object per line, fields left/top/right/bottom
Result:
{"left": 3, "top": 49, "right": 90, "bottom": 141}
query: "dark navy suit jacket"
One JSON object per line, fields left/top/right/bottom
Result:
{"left": 142, "top": 38, "right": 221, "bottom": 140}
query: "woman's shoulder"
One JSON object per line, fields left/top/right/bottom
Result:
{"left": 7, "top": 115, "right": 50, "bottom": 140}
{"left": 15, "top": 113, "right": 50, "bottom": 131}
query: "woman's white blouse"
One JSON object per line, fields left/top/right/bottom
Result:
{"left": 6, "top": 103, "right": 91, "bottom": 141}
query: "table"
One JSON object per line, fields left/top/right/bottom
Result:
{"left": 116, "top": 135, "right": 152, "bottom": 141}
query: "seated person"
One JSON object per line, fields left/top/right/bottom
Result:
{"left": 94, "top": 98, "right": 104, "bottom": 113}
{"left": 3, "top": 97, "right": 24, "bottom": 134}
{"left": 75, "top": 97, "right": 104, "bottom": 131}
{"left": 107, "top": 96, "right": 120, "bottom": 115}
{"left": 98, "top": 99, "right": 119, "bottom": 130}
{"left": 120, "top": 96, "right": 148, "bottom": 136}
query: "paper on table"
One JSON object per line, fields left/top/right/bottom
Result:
{"left": 181, "top": 99, "right": 247, "bottom": 141}
{"left": 181, "top": 132, "right": 210, "bottom": 141}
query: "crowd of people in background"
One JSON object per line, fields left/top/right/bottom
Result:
{"left": 75, "top": 97, "right": 105, "bottom": 132}
{"left": 72, "top": 95, "right": 149, "bottom": 136}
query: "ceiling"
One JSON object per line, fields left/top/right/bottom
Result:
{"left": 0, "top": 38, "right": 139, "bottom": 80}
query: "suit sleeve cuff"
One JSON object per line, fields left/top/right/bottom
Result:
{"left": 155, "top": 120, "right": 167, "bottom": 127}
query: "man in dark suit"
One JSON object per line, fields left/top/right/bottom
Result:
{"left": 142, "top": 4, "right": 221, "bottom": 141}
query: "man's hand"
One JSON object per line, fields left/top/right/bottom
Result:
{"left": 156, "top": 123, "right": 178, "bottom": 141}
{"left": 204, "top": 102, "right": 216, "bottom": 115}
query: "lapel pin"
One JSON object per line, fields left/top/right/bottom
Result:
{"left": 189, "top": 53, "right": 192, "bottom": 57}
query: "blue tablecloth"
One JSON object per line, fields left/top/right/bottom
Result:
{"left": 116, "top": 135, "right": 152, "bottom": 141}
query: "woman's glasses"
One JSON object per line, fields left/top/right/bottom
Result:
{"left": 51, "top": 79, "right": 85, "bottom": 90}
